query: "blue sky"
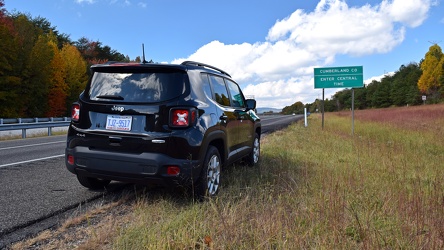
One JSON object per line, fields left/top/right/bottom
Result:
{"left": 5, "top": 0, "right": 444, "bottom": 108}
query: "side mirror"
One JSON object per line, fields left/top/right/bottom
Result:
{"left": 246, "top": 99, "right": 256, "bottom": 110}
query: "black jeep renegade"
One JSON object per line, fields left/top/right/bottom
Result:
{"left": 65, "top": 61, "right": 261, "bottom": 198}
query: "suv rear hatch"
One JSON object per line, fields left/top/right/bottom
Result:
{"left": 74, "top": 64, "right": 190, "bottom": 156}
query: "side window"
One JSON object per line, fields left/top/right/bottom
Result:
{"left": 209, "top": 75, "right": 230, "bottom": 106}
{"left": 200, "top": 73, "right": 213, "bottom": 98}
{"left": 226, "top": 79, "right": 245, "bottom": 108}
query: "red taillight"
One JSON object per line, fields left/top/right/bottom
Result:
{"left": 172, "top": 109, "right": 189, "bottom": 126}
{"left": 170, "top": 108, "right": 196, "bottom": 127}
{"left": 71, "top": 103, "right": 80, "bottom": 122}
{"left": 166, "top": 166, "right": 180, "bottom": 176}
{"left": 67, "top": 155, "right": 75, "bottom": 165}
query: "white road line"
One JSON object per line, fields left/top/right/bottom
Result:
{"left": 0, "top": 141, "right": 65, "bottom": 151}
{"left": 0, "top": 155, "right": 64, "bottom": 168}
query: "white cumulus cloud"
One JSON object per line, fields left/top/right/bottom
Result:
{"left": 380, "top": 0, "right": 433, "bottom": 28}
{"left": 173, "top": 0, "right": 433, "bottom": 108}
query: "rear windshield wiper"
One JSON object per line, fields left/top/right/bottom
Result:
{"left": 96, "top": 95, "right": 124, "bottom": 100}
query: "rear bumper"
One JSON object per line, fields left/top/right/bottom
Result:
{"left": 65, "top": 146, "right": 201, "bottom": 186}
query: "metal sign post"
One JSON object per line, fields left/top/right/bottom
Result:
{"left": 352, "top": 89, "right": 355, "bottom": 135}
{"left": 322, "top": 88, "right": 325, "bottom": 130}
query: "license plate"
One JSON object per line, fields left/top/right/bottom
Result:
{"left": 106, "top": 115, "right": 132, "bottom": 131}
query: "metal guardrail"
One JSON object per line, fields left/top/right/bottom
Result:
{"left": 0, "top": 117, "right": 71, "bottom": 138}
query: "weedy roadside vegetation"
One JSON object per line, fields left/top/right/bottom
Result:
{"left": 12, "top": 105, "right": 444, "bottom": 249}
{"left": 113, "top": 105, "right": 443, "bottom": 249}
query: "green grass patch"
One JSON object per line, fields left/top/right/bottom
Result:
{"left": 112, "top": 114, "right": 444, "bottom": 249}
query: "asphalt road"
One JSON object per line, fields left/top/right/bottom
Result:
{"left": 0, "top": 114, "right": 303, "bottom": 247}
{"left": 260, "top": 114, "right": 304, "bottom": 134}
{"left": 0, "top": 136, "right": 65, "bottom": 167}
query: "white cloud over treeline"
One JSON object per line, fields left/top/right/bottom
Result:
{"left": 172, "top": 0, "right": 434, "bottom": 108}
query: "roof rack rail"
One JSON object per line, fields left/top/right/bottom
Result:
{"left": 181, "top": 61, "right": 231, "bottom": 77}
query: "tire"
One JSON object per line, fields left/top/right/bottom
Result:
{"left": 245, "top": 133, "right": 260, "bottom": 166}
{"left": 194, "top": 146, "right": 221, "bottom": 200}
{"left": 77, "top": 175, "right": 111, "bottom": 190}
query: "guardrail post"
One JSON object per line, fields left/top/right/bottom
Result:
{"left": 0, "top": 118, "right": 3, "bottom": 125}
{"left": 22, "top": 128, "right": 26, "bottom": 138}
{"left": 18, "top": 118, "right": 22, "bottom": 124}
{"left": 35, "top": 117, "right": 39, "bottom": 123}
{"left": 50, "top": 118, "right": 54, "bottom": 136}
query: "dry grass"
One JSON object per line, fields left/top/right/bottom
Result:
{"left": 111, "top": 104, "right": 443, "bottom": 249}
{"left": 10, "top": 193, "right": 134, "bottom": 250}
{"left": 337, "top": 103, "right": 444, "bottom": 134}
{"left": 10, "top": 104, "right": 444, "bottom": 249}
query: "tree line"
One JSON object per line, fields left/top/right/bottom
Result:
{"left": 0, "top": 0, "right": 132, "bottom": 118}
{"left": 283, "top": 44, "right": 444, "bottom": 115}
{"left": 2, "top": 0, "right": 443, "bottom": 118}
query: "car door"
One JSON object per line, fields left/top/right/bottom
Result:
{"left": 208, "top": 75, "right": 239, "bottom": 157}
{"left": 225, "top": 79, "right": 254, "bottom": 155}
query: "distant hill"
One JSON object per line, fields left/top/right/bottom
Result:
{"left": 256, "top": 107, "right": 282, "bottom": 114}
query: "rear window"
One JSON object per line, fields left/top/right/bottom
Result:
{"left": 88, "top": 71, "right": 186, "bottom": 103}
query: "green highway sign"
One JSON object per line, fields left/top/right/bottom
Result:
{"left": 314, "top": 66, "right": 364, "bottom": 89}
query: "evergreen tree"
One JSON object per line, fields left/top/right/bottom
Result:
{"left": 390, "top": 63, "right": 422, "bottom": 106}
{"left": 365, "top": 80, "right": 379, "bottom": 108}
{"left": 353, "top": 87, "right": 367, "bottom": 109}
{"left": 371, "top": 76, "right": 392, "bottom": 108}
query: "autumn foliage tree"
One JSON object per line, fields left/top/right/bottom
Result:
{"left": 60, "top": 43, "right": 87, "bottom": 113}
{"left": 418, "top": 44, "right": 444, "bottom": 102}
{"left": 46, "top": 37, "right": 68, "bottom": 117}
{"left": 0, "top": 1, "right": 21, "bottom": 117}
{"left": 74, "top": 36, "right": 128, "bottom": 67}
{"left": 0, "top": 2, "right": 129, "bottom": 118}
{"left": 23, "top": 34, "right": 55, "bottom": 116}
